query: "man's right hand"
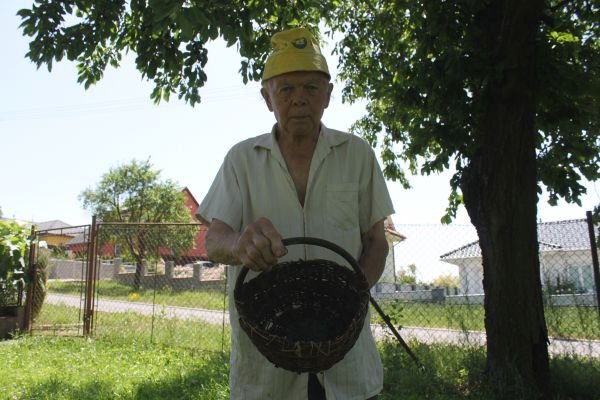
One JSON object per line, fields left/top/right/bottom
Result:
{"left": 204, "top": 217, "right": 287, "bottom": 272}
{"left": 234, "top": 217, "right": 287, "bottom": 271}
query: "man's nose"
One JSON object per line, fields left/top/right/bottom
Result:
{"left": 291, "top": 89, "right": 309, "bottom": 106}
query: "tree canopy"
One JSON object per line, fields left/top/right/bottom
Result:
{"left": 80, "top": 158, "right": 192, "bottom": 223}
{"left": 80, "top": 159, "right": 196, "bottom": 288}
{"left": 330, "top": 1, "right": 599, "bottom": 221}
{"left": 17, "top": 0, "right": 331, "bottom": 105}
{"left": 18, "top": 1, "right": 599, "bottom": 218}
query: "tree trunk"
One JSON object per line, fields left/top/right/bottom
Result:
{"left": 461, "top": 0, "right": 549, "bottom": 397}
{"left": 133, "top": 262, "right": 143, "bottom": 291}
{"left": 125, "top": 236, "right": 144, "bottom": 291}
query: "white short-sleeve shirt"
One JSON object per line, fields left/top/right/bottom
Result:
{"left": 198, "top": 124, "right": 395, "bottom": 400}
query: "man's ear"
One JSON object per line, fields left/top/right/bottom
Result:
{"left": 261, "top": 87, "right": 274, "bottom": 112}
{"left": 324, "top": 82, "right": 334, "bottom": 109}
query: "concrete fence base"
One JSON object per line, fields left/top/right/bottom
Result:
{"left": 48, "top": 258, "right": 226, "bottom": 292}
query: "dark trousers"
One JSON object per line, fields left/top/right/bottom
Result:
{"left": 307, "top": 373, "right": 378, "bottom": 400}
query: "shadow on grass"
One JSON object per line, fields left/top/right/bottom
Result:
{"left": 379, "top": 340, "right": 489, "bottom": 400}
{"left": 133, "top": 352, "right": 230, "bottom": 400}
{"left": 14, "top": 336, "right": 599, "bottom": 400}
{"left": 379, "top": 340, "right": 600, "bottom": 400}
{"left": 550, "top": 355, "right": 600, "bottom": 400}
{"left": 18, "top": 351, "right": 229, "bottom": 400}
{"left": 20, "top": 379, "right": 120, "bottom": 400}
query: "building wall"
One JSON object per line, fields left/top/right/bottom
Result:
{"left": 540, "top": 249, "right": 594, "bottom": 293}
{"left": 453, "top": 249, "right": 594, "bottom": 295}
{"left": 41, "top": 234, "right": 74, "bottom": 248}
{"left": 48, "top": 259, "right": 115, "bottom": 280}
{"left": 458, "top": 260, "right": 484, "bottom": 295}
{"left": 381, "top": 240, "right": 397, "bottom": 283}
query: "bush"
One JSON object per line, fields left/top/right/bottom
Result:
{"left": 29, "top": 248, "right": 50, "bottom": 320}
{"left": 0, "top": 220, "right": 30, "bottom": 307}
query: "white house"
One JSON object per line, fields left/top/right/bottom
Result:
{"left": 383, "top": 216, "right": 407, "bottom": 283}
{"left": 440, "top": 219, "right": 598, "bottom": 296}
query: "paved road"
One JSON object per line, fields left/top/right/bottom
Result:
{"left": 46, "top": 293, "right": 599, "bottom": 357}
{"left": 46, "top": 293, "right": 226, "bottom": 324}
{"left": 371, "top": 325, "right": 600, "bottom": 357}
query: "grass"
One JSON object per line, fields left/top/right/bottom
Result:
{"left": 0, "top": 336, "right": 230, "bottom": 400}
{"left": 378, "top": 340, "right": 600, "bottom": 400}
{"left": 33, "top": 303, "right": 230, "bottom": 352}
{"left": 23, "top": 276, "right": 597, "bottom": 400}
{"left": 48, "top": 280, "right": 600, "bottom": 341}
{"left": 373, "top": 301, "right": 600, "bottom": 340}
{"left": 544, "top": 304, "right": 600, "bottom": 340}
{"left": 6, "top": 290, "right": 600, "bottom": 400}
{"left": 47, "top": 279, "right": 228, "bottom": 310}
{"left": 95, "top": 306, "right": 230, "bottom": 351}
{"left": 1, "top": 336, "right": 598, "bottom": 400}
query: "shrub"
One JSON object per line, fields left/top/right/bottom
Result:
{"left": 0, "top": 220, "right": 30, "bottom": 306}
{"left": 30, "top": 248, "right": 50, "bottom": 320}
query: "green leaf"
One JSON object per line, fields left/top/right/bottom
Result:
{"left": 190, "top": 7, "right": 211, "bottom": 25}
{"left": 178, "top": 9, "right": 196, "bottom": 41}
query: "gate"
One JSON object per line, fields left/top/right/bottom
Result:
{"left": 27, "top": 223, "right": 92, "bottom": 336}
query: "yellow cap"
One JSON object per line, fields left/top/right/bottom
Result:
{"left": 262, "top": 27, "right": 330, "bottom": 82}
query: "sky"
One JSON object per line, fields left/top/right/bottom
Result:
{"left": 1, "top": 2, "right": 598, "bottom": 234}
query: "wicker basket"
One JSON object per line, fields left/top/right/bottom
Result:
{"left": 234, "top": 237, "right": 370, "bottom": 373}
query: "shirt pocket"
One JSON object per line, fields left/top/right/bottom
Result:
{"left": 326, "top": 183, "right": 359, "bottom": 231}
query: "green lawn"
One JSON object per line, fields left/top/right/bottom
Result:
{"left": 46, "top": 280, "right": 599, "bottom": 340}
{"left": 373, "top": 301, "right": 600, "bottom": 340}
{"left": 1, "top": 335, "right": 598, "bottom": 400}
{"left": 47, "top": 279, "right": 227, "bottom": 310}
{"left": 33, "top": 303, "right": 230, "bottom": 352}
{"left": 6, "top": 291, "right": 600, "bottom": 400}
{"left": 0, "top": 336, "right": 230, "bottom": 400}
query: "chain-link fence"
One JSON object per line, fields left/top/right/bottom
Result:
{"left": 91, "top": 222, "right": 229, "bottom": 351}
{"left": 28, "top": 217, "right": 599, "bottom": 359}
{"left": 27, "top": 222, "right": 229, "bottom": 351}
{"left": 374, "top": 218, "right": 600, "bottom": 359}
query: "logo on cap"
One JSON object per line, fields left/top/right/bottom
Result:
{"left": 292, "top": 37, "right": 308, "bottom": 49}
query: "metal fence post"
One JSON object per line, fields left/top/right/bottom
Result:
{"left": 586, "top": 211, "right": 600, "bottom": 320}
{"left": 23, "top": 225, "right": 37, "bottom": 333}
{"left": 83, "top": 216, "right": 98, "bottom": 336}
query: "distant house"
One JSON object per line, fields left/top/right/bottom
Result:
{"left": 383, "top": 216, "right": 407, "bottom": 282}
{"left": 65, "top": 228, "right": 113, "bottom": 256}
{"left": 0, "top": 217, "right": 85, "bottom": 251}
{"left": 180, "top": 187, "right": 201, "bottom": 219}
{"left": 440, "top": 219, "right": 598, "bottom": 295}
{"left": 158, "top": 186, "right": 208, "bottom": 261}
{"left": 63, "top": 231, "right": 90, "bottom": 255}
{"left": 62, "top": 186, "right": 208, "bottom": 262}
{"left": 35, "top": 220, "right": 77, "bottom": 249}
{"left": 0, "top": 218, "right": 76, "bottom": 249}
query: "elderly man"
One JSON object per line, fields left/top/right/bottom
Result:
{"left": 197, "top": 27, "right": 394, "bottom": 400}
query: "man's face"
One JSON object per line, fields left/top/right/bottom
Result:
{"left": 261, "top": 71, "right": 333, "bottom": 140}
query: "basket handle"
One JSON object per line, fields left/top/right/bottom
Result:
{"left": 235, "top": 236, "right": 367, "bottom": 292}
